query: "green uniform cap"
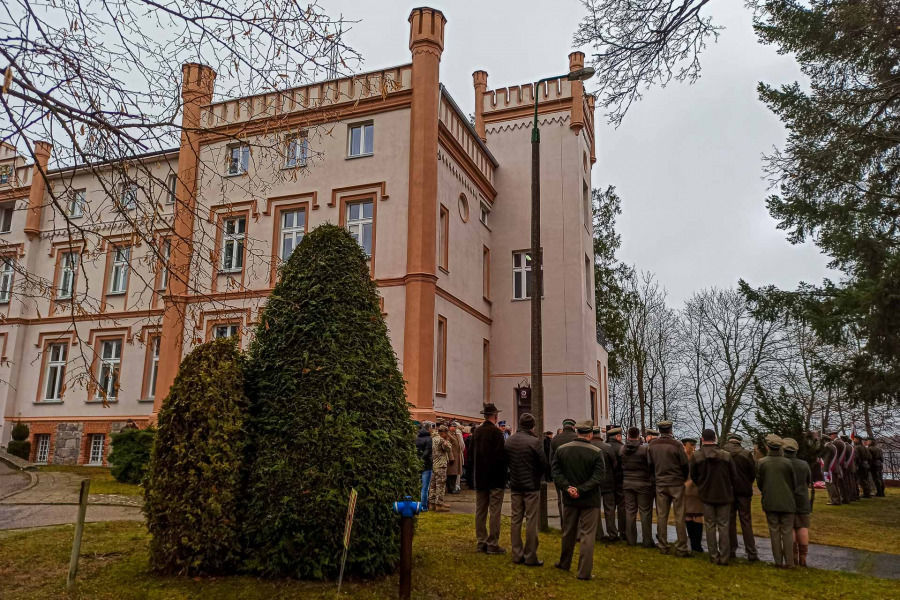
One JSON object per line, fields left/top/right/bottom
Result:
{"left": 606, "top": 427, "right": 623, "bottom": 437}
{"left": 782, "top": 437, "right": 799, "bottom": 452}
{"left": 645, "top": 429, "right": 660, "bottom": 437}
{"left": 726, "top": 433, "right": 743, "bottom": 442}
{"left": 681, "top": 437, "right": 698, "bottom": 445}
{"left": 562, "top": 418, "right": 577, "bottom": 426}
{"left": 575, "top": 420, "right": 594, "bottom": 433}
{"left": 765, "top": 433, "right": 783, "bottom": 449}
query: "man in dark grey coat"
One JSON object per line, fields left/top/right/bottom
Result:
{"left": 690, "top": 429, "right": 736, "bottom": 565}
{"left": 723, "top": 433, "right": 758, "bottom": 561}
{"left": 552, "top": 420, "right": 605, "bottom": 581}
{"left": 591, "top": 426, "right": 619, "bottom": 541}
{"left": 757, "top": 434, "right": 797, "bottom": 568}
{"left": 473, "top": 403, "right": 508, "bottom": 554}
{"left": 607, "top": 426, "right": 627, "bottom": 541}
{"left": 621, "top": 426, "right": 654, "bottom": 547}
{"left": 505, "top": 412, "right": 548, "bottom": 566}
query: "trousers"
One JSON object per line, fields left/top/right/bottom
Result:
{"left": 420, "top": 470, "right": 432, "bottom": 509}
{"left": 623, "top": 488, "right": 654, "bottom": 546}
{"left": 703, "top": 502, "right": 731, "bottom": 564}
{"left": 656, "top": 484, "right": 689, "bottom": 554}
{"left": 429, "top": 466, "right": 447, "bottom": 507}
{"left": 475, "top": 488, "right": 505, "bottom": 550}
{"left": 599, "top": 491, "right": 618, "bottom": 539}
{"left": 510, "top": 491, "right": 540, "bottom": 564}
{"left": 765, "top": 511, "right": 794, "bottom": 567}
{"left": 559, "top": 506, "right": 600, "bottom": 579}
{"left": 728, "top": 495, "right": 758, "bottom": 559}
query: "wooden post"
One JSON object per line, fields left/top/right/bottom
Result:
{"left": 398, "top": 516, "right": 414, "bottom": 600}
{"left": 66, "top": 479, "right": 90, "bottom": 590}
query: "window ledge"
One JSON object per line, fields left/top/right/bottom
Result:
{"left": 106, "top": 290, "right": 126, "bottom": 296}
{"left": 511, "top": 297, "right": 544, "bottom": 302}
{"left": 218, "top": 269, "right": 243, "bottom": 275}
{"left": 281, "top": 164, "right": 308, "bottom": 170}
{"left": 346, "top": 153, "right": 374, "bottom": 160}
{"left": 438, "top": 266, "right": 449, "bottom": 275}
{"left": 34, "top": 400, "right": 63, "bottom": 405}
{"left": 86, "top": 399, "right": 118, "bottom": 404}
{"left": 138, "top": 397, "right": 156, "bottom": 403}
{"left": 435, "top": 392, "right": 447, "bottom": 398}
{"left": 224, "top": 171, "right": 247, "bottom": 178}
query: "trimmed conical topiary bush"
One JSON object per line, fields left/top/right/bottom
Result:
{"left": 144, "top": 338, "right": 249, "bottom": 575}
{"left": 243, "top": 223, "right": 419, "bottom": 579}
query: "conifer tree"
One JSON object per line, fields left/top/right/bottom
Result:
{"left": 243, "top": 224, "right": 418, "bottom": 579}
{"left": 143, "top": 338, "right": 249, "bottom": 574}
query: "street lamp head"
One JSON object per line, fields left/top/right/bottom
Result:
{"left": 567, "top": 66, "right": 595, "bottom": 82}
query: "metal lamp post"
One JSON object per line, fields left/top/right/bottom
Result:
{"left": 531, "top": 65, "right": 595, "bottom": 531}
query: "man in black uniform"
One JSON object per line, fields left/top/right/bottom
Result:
{"left": 854, "top": 435, "right": 872, "bottom": 498}
{"left": 867, "top": 438, "right": 885, "bottom": 497}
{"left": 552, "top": 420, "right": 605, "bottom": 581}
{"left": 591, "top": 426, "right": 619, "bottom": 541}
{"left": 550, "top": 419, "right": 578, "bottom": 524}
{"left": 723, "top": 433, "right": 758, "bottom": 561}
{"left": 621, "top": 426, "right": 655, "bottom": 547}
{"left": 606, "top": 426, "right": 627, "bottom": 541}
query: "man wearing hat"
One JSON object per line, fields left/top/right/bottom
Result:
{"left": 853, "top": 435, "right": 873, "bottom": 499}
{"left": 757, "top": 434, "right": 797, "bottom": 568}
{"left": 473, "top": 403, "right": 508, "bottom": 554}
{"left": 723, "top": 433, "right": 759, "bottom": 561}
{"left": 591, "top": 425, "right": 619, "bottom": 541}
{"left": 551, "top": 420, "right": 606, "bottom": 580}
{"left": 551, "top": 419, "right": 579, "bottom": 523}
{"left": 505, "top": 413, "right": 549, "bottom": 566}
{"left": 681, "top": 436, "right": 705, "bottom": 554}
{"left": 690, "top": 429, "right": 736, "bottom": 565}
{"left": 867, "top": 437, "right": 885, "bottom": 497}
{"left": 607, "top": 426, "right": 627, "bottom": 541}
{"left": 822, "top": 430, "right": 844, "bottom": 505}
{"left": 783, "top": 437, "right": 812, "bottom": 566}
{"left": 430, "top": 425, "right": 453, "bottom": 512}
{"left": 647, "top": 420, "right": 691, "bottom": 556}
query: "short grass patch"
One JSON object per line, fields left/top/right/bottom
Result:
{"left": 0, "top": 513, "right": 896, "bottom": 599}
{"left": 38, "top": 465, "right": 142, "bottom": 496}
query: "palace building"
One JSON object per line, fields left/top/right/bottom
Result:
{"left": 0, "top": 7, "right": 608, "bottom": 465}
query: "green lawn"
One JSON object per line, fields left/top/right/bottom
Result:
{"left": 38, "top": 465, "right": 142, "bottom": 496}
{"left": 0, "top": 513, "right": 896, "bottom": 600}
{"left": 746, "top": 487, "right": 900, "bottom": 554}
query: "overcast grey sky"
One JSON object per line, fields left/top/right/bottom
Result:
{"left": 321, "top": 0, "right": 834, "bottom": 304}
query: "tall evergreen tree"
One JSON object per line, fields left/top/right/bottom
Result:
{"left": 745, "top": 378, "right": 815, "bottom": 463}
{"left": 742, "top": 0, "right": 900, "bottom": 406}
{"left": 593, "top": 185, "right": 634, "bottom": 378}
{"left": 243, "top": 224, "right": 419, "bottom": 580}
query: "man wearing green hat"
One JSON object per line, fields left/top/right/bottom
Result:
{"left": 783, "top": 437, "right": 812, "bottom": 567}
{"left": 647, "top": 420, "right": 691, "bottom": 557}
{"left": 607, "top": 426, "right": 627, "bottom": 541}
{"left": 552, "top": 420, "right": 606, "bottom": 580}
{"left": 757, "top": 434, "right": 797, "bottom": 568}
{"left": 551, "top": 419, "right": 578, "bottom": 524}
{"left": 591, "top": 426, "right": 619, "bottom": 541}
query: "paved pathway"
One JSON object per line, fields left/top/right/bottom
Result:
{"left": 0, "top": 463, "right": 142, "bottom": 530}
{"left": 444, "top": 488, "right": 900, "bottom": 580}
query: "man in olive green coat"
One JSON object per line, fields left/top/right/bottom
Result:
{"left": 757, "top": 434, "right": 797, "bottom": 568}
{"left": 552, "top": 420, "right": 606, "bottom": 581}
{"left": 783, "top": 438, "right": 812, "bottom": 567}
{"left": 550, "top": 419, "right": 578, "bottom": 524}
{"left": 591, "top": 426, "right": 619, "bottom": 541}
{"left": 647, "top": 420, "right": 691, "bottom": 557}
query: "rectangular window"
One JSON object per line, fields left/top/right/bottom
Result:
{"left": 89, "top": 434, "right": 105, "bottom": 465}
{"left": 108, "top": 246, "right": 130, "bottom": 294}
{"left": 348, "top": 122, "right": 374, "bottom": 157}
{"left": 214, "top": 324, "right": 239, "bottom": 339}
{"left": 436, "top": 316, "right": 447, "bottom": 394}
{"left": 583, "top": 181, "right": 591, "bottom": 232}
{"left": 483, "top": 339, "right": 490, "bottom": 403}
{"left": 590, "top": 387, "right": 597, "bottom": 425}
{"left": 0, "top": 258, "right": 13, "bottom": 303}
{"left": 157, "top": 239, "right": 170, "bottom": 291}
{"left": 479, "top": 202, "right": 490, "bottom": 227}
{"left": 221, "top": 217, "right": 246, "bottom": 272}
{"left": 166, "top": 173, "right": 177, "bottom": 204}
{"left": 585, "top": 254, "right": 592, "bottom": 306}
{"left": 147, "top": 336, "right": 160, "bottom": 399}
{"left": 482, "top": 246, "right": 490, "bottom": 300}
{"left": 0, "top": 204, "right": 12, "bottom": 233}
{"left": 345, "top": 200, "right": 373, "bottom": 258}
{"left": 120, "top": 182, "right": 137, "bottom": 211}
{"left": 512, "top": 251, "right": 541, "bottom": 300}
{"left": 96, "top": 339, "right": 122, "bottom": 400}
{"left": 44, "top": 342, "right": 67, "bottom": 401}
{"left": 280, "top": 209, "right": 306, "bottom": 260}
{"left": 57, "top": 252, "right": 78, "bottom": 299}
{"left": 438, "top": 205, "right": 449, "bottom": 271}
{"left": 285, "top": 136, "right": 309, "bottom": 168}
{"left": 0, "top": 166, "right": 10, "bottom": 185}
{"left": 67, "top": 189, "right": 86, "bottom": 218}
{"left": 35, "top": 434, "right": 50, "bottom": 463}
{"left": 227, "top": 145, "right": 250, "bottom": 175}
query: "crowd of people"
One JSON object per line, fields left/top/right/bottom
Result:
{"left": 413, "top": 405, "right": 889, "bottom": 582}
